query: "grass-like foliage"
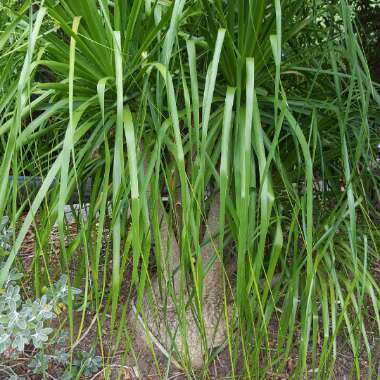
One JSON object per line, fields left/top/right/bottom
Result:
{"left": 0, "top": 0, "right": 379, "bottom": 378}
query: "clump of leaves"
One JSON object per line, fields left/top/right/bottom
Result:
{"left": 0, "top": 216, "right": 13, "bottom": 252}
{"left": 65, "top": 350, "right": 102, "bottom": 379}
{"left": 28, "top": 351, "right": 50, "bottom": 375}
{"left": 27, "top": 335, "right": 102, "bottom": 380}
{"left": 0, "top": 286, "right": 53, "bottom": 354}
{"left": 0, "top": 273, "right": 80, "bottom": 357}
{"left": 0, "top": 218, "right": 88, "bottom": 378}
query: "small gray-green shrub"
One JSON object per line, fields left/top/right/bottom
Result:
{"left": 0, "top": 216, "right": 13, "bottom": 252}
{"left": 0, "top": 216, "right": 55, "bottom": 356}
{"left": 0, "top": 217, "right": 101, "bottom": 379}
{"left": 0, "top": 272, "right": 78, "bottom": 356}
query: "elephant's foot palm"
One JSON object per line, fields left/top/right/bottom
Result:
{"left": 132, "top": 197, "right": 226, "bottom": 369}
